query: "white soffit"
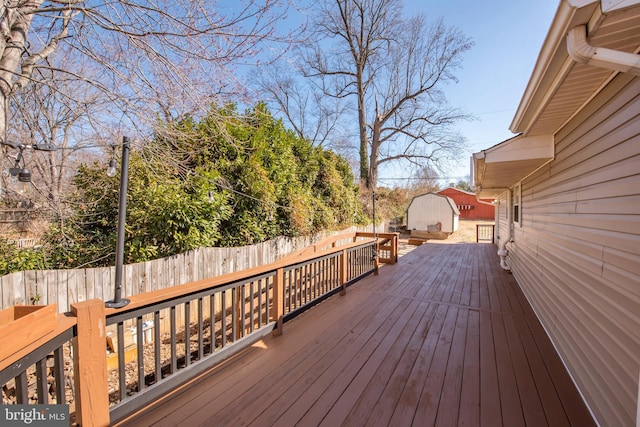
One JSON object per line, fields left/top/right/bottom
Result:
{"left": 602, "top": 0, "right": 640, "bottom": 12}
{"left": 473, "top": 135, "right": 554, "bottom": 198}
{"left": 510, "top": 0, "right": 640, "bottom": 136}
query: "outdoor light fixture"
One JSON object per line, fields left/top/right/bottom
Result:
{"left": 106, "top": 145, "right": 117, "bottom": 177}
{"left": 2, "top": 139, "right": 56, "bottom": 193}
{"left": 16, "top": 168, "right": 31, "bottom": 194}
{"left": 106, "top": 158, "right": 117, "bottom": 177}
{"left": 105, "top": 136, "right": 131, "bottom": 309}
{"left": 4, "top": 143, "right": 31, "bottom": 194}
{"left": 18, "top": 168, "right": 31, "bottom": 182}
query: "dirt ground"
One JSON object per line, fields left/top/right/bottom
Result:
{"left": 446, "top": 219, "right": 496, "bottom": 243}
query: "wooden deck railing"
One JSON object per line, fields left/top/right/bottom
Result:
{"left": 476, "top": 224, "right": 495, "bottom": 243}
{"left": 0, "top": 233, "right": 387, "bottom": 426}
{"left": 287, "top": 232, "right": 398, "bottom": 265}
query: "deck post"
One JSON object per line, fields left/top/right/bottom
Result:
{"left": 393, "top": 233, "right": 399, "bottom": 263}
{"left": 272, "top": 267, "right": 285, "bottom": 336}
{"left": 235, "top": 287, "right": 243, "bottom": 340}
{"left": 71, "top": 299, "right": 110, "bottom": 427}
{"left": 374, "top": 246, "right": 380, "bottom": 276}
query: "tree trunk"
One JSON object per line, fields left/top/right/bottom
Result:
{"left": 356, "top": 64, "right": 369, "bottom": 186}
{"left": 0, "top": 0, "right": 43, "bottom": 141}
{"left": 368, "top": 118, "right": 382, "bottom": 191}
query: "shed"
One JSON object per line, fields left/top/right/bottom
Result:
{"left": 406, "top": 193, "right": 459, "bottom": 236}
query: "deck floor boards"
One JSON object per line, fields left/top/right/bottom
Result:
{"left": 117, "top": 243, "right": 595, "bottom": 427}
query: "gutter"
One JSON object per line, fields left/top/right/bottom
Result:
{"left": 567, "top": 25, "right": 640, "bottom": 75}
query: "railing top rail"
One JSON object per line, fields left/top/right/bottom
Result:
{"left": 105, "top": 237, "right": 376, "bottom": 318}
{"left": 0, "top": 314, "right": 76, "bottom": 371}
{"left": 354, "top": 232, "right": 399, "bottom": 238}
{"left": 283, "top": 231, "right": 380, "bottom": 259}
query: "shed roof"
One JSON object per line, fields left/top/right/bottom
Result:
{"left": 407, "top": 192, "right": 460, "bottom": 216}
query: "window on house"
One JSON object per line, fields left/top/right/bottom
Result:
{"left": 512, "top": 183, "right": 521, "bottom": 224}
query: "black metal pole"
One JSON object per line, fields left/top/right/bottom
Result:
{"left": 106, "top": 136, "right": 131, "bottom": 308}
{"left": 372, "top": 191, "right": 377, "bottom": 238}
{"left": 372, "top": 191, "right": 378, "bottom": 263}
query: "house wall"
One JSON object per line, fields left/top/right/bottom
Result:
{"left": 494, "top": 194, "right": 509, "bottom": 246}
{"left": 437, "top": 188, "right": 495, "bottom": 220}
{"left": 502, "top": 74, "right": 640, "bottom": 426}
{"left": 406, "top": 194, "right": 457, "bottom": 233}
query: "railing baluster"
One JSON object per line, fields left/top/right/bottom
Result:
{"left": 170, "top": 306, "right": 177, "bottom": 374}
{"left": 326, "top": 258, "right": 330, "bottom": 292}
{"left": 221, "top": 291, "right": 227, "bottom": 348}
{"left": 299, "top": 266, "right": 304, "bottom": 305}
{"left": 293, "top": 269, "right": 297, "bottom": 310}
{"left": 36, "top": 358, "right": 47, "bottom": 404}
{"left": 325, "top": 258, "right": 330, "bottom": 291}
{"left": 232, "top": 287, "right": 238, "bottom": 341}
{"left": 258, "top": 278, "right": 263, "bottom": 328}
{"left": 287, "top": 270, "right": 292, "bottom": 312}
{"left": 184, "top": 301, "right": 191, "bottom": 367}
{"left": 53, "top": 347, "right": 65, "bottom": 404}
{"left": 209, "top": 294, "right": 215, "bottom": 353}
{"left": 288, "top": 271, "right": 293, "bottom": 313}
{"left": 136, "top": 316, "right": 144, "bottom": 391}
{"left": 240, "top": 284, "right": 246, "bottom": 337}
{"left": 198, "top": 297, "right": 204, "bottom": 360}
{"left": 154, "top": 311, "right": 161, "bottom": 381}
{"left": 308, "top": 263, "right": 312, "bottom": 300}
{"left": 265, "top": 276, "right": 271, "bottom": 327}
{"left": 117, "top": 322, "right": 127, "bottom": 401}
{"left": 249, "top": 281, "right": 255, "bottom": 333}
{"left": 313, "top": 261, "right": 319, "bottom": 299}
{"left": 15, "top": 371, "right": 28, "bottom": 404}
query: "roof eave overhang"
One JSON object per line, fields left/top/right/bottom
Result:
{"left": 510, "top": 0, "right": 601, "bottom": 134}
{"left": 511, "top": 0, "right": 640, "bottom": 134}
{"left": 472, "top": 134, "right": 554, "bottom": 199}
{"left": 474, "top": 0, "right": 640, "bottom": 199}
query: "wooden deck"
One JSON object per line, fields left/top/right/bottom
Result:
{"left": 117, "top": 243, "right": 595, "bottom": 427}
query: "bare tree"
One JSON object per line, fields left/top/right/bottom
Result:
{"left": 256, "top": 59, "right": 353, "bottom": 152}
{"left": 302, "top": 0, "right": 473, "bottom": 190}
{"left": 410, "top": 163, "right": 440, "bottom": 195}
{"left": 7, "top": 54, "right": 108, "bottom": 209}
{"left": 0, "top": 1, "right": 295, "bottom": 157}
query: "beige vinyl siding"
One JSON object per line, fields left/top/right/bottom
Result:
{"left": 506, "top": 74, "right": 640, "bottom": 426}
{"left": 494, "top": 194, "right": 509, "bottom": 247}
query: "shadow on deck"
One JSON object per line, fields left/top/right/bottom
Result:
{"left": 117, "top": 243, "right": 595, "bottom": 426}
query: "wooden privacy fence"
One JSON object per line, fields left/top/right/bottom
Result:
{"left": 0, "top": 226, "right": 384, "bottom": 313}
{"left": 0, "top": 232, "right": 394, "bottom": 426}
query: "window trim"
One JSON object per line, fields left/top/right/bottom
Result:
{"left": 512, "top": 183, "right": 521, "bottom": 225}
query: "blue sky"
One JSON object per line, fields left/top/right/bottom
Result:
{"left": 397, "top": 0, "right": 559, "bottom": 183}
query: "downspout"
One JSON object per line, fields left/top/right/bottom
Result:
{"left": 497, "top": 188, "right": 512, "bottom": 271}
{"left": 567, "top": 25, "right": 640, "bottom": 76}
